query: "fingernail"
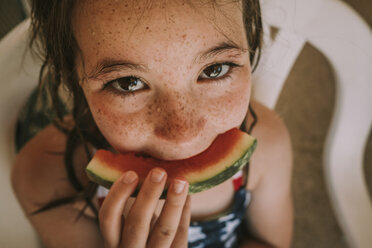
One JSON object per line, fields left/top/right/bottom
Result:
{"left": 173, "top": 179, "right": 186, "bottom": 194}
{"left": 122, "top": 171, "right": 137, "bottom": 184}
{"left": 151, "top": 168, "right": 165, "bottom": 183}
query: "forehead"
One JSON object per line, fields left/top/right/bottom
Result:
{"left": 73, "top": 0, "right": 246, "bottom": 70}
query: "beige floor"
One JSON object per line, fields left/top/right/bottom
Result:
{"left": 277, "top": 44, "right": 346, "bottom": 248}
{"left": 0, "top": 0, "right": 371, "bottom": 248}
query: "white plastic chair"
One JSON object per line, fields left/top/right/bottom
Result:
{"left": 0, "top": 19, "right": 42, "bottom": 248}
{"left": 0, "top": 0, "right": 371, "bottom": 247}
{"left": 253, "top": 0, "right": 372, "bottom": 247}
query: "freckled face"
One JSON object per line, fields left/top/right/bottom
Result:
{"left": 73, "top": 0, "right": 252, "bottom": 160}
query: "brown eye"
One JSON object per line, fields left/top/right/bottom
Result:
{"left": 199, "top": 64, "right": 230, "bottom": 79}
{"left": 110, "top": 76, "right": 146, "bottom": 92}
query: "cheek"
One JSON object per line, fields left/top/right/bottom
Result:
{"left": 85, "top": 93, "right": 149, "bottom": 148}
{"left": 206, "top": 74, "right": 251, "bottom": 129}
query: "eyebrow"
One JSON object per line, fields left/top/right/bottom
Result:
{"left": 87, "top": 59, "right": 147, "bottom": 80}
{"left": 194, "top": 41, "right": 248, "bottom": 64}
{"left": 87, "top": 40, "right": 247, "bottom": 80}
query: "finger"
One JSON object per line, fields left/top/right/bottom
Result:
{"left": 149, "top": 213, "right": 159, "bottom": 232}
{"left": 147, "top": 178, "right": 189, "bottom": 248}
{"left": 99, "top": 171, "right": 138, "bottom": 248}
{"left": 121, "top": 168, "right": 167, "bottom": 248}
{"left": 171, "top": 195, "right": 191, "bottom": 248}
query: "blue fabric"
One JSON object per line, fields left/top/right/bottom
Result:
{"left": 188, "top": 187, "right": 251, "bottom": 248}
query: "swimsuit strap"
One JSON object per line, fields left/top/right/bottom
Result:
{"left": 239, "top": 103, "right": 258, "bottom": 189}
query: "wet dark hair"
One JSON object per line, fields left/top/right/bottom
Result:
{"left": 29, "top": 0, "right": 262, "bottom": 219}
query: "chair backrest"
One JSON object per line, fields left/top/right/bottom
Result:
{"left": 253, "top": 0, "right": 372, "bottom": 247}
{"left": 0, "top": 19, "right": 41, "bottom": 248}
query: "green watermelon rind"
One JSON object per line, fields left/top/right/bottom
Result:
{"left": 86, "top": 138, "right": 257, "bottom": 198}
{"left": 188, "top": 138, "right": 257, "bottom": 194}
{"left": 86, "top": 169, "right": 115, "bottom": 189}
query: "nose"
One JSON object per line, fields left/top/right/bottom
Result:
{"left": 153, "top": 90, "right": 206, "bottom": 144}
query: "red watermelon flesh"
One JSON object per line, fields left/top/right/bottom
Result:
{"left": 86, "top": 128, "right": 257, "bottom": 195}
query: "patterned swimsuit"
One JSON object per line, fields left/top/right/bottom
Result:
{"left": 95, "top": 170, "right": 251, "bottom": 248}
{"left": 188, "top": 185, "right": 251, "bottom": 248}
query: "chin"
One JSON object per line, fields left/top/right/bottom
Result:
{"left": 109, "top": 141, "right": 203, "bottom": 160}
{"left": 143, "top": 128, "right": 237, "bottom": 161}
{"left": 142, "top": 142, "right": 211, "bottom": 161}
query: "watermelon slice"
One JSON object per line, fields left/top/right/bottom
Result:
{"left": 86, "top": 128, "right": 257, "bottom": 196}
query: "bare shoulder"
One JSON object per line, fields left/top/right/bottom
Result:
{"left": 245, "top": 99, "right": 293, "bottom": 191}
{"left": 242, "top": 100, "right": 293, "bottom": 247}
{"left": 11, "top": 121, "right": 104, "bottom": 247}
{"left": 11, "top": 121, "right": 91, "bottom": 214}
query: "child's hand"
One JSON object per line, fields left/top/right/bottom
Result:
{"left": 99, "top": 168, "right": 190, "bottom": 248}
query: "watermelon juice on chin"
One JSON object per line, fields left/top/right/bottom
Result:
{"left": 86, "top": 128, "right": 257, "bottom": 196}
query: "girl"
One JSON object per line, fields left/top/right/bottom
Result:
{"left": 12, "top": 0, "right": 293, "bottom": 247}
